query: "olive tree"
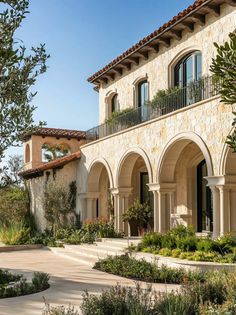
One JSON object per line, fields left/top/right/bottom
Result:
{"left": 210, "top": 32, "right": 236, "bottom": 152}
{"left": 0, "top": 0, "right": 49, "bottom": 161}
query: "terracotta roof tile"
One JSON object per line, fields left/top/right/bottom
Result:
{"left": 23, "top": 127, "right": 86, "bottom": 141}
{"left": 87, "top": 0, "right": 210, "bottom": 83}
{"left": 19, "top": 151, "right": 81, "bottom": 179}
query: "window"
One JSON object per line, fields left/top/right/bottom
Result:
{"left": 111, "top": 94, "right": 119, "bottom": 114}
{"left": 174, "top": 51, "right": 202, "bottom": 88}
{"left": 25, "top": 144, "right": 30, "bottom": 163}
{"left": 138, "top": 80, "right": 149, "bottom": 107}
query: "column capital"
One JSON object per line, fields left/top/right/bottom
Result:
{"left": 148, "top": 182, "right": 176, "bottom": 193}
{"left": 110, "top": 187, "right": 133, "bottom": 197}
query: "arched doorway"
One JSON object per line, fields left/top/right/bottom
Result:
{"left": 87, "top": 160, "right": 113, "bottom": 221}
{"left": 197, "top": 160, "right": 213, "bottom": 232}
{"left": 116, "top": 150, "right": 153, "bottom": 235}
{"left": 157, "top": 135, "right": 213, "bottom": 233}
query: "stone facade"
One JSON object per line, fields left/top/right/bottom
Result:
{"left": 76, "top": 3, "right": 236, "bottom": 237}
{"left": 22, "top": 2, "right": 236, "bottom": 237}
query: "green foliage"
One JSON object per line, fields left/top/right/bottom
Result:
{"left": 0, "top": 186, "right": 29, "bottom": 226}
{"left": 44, "top": 181, "right": 77, "bottom": 235}
{"left": 105, "top": 107, "right": 133, "bottom": 124}
{"left": 149, "top": 86, "right": 181, "bottom": 109}
{"left": 154, "top": 292, "right": 198, "bottom": 315}
{"left": 138, "top": 226, "right": 236, "bottom": 263}
{"left": 0, "top": 155, "right": 23, "bottom": 188}
{"left": 0, "top": 270, "right": 49, "bottom": 298}
{"left": 210, "top": 32, "right": 236, "bottom": 152}
{"left": 0, "top": 221, "right": 30, "bottom": 244}
{"left": 42, "top": 144, "right": 69, "bottom": 162}
{"left": 81, "top": 283, "right": 155, "bottom": 315}
{"left": 122, "top": 199, "right": 152, "bottom": 233}
{"left": 94, "top": 254, "right": 206, "bottom": 284}
{"left": 43, "top": 304, "right": 79, "bottom": 315}
{"left": 0, "top": 0, "right": 49, "bottom": 161}
{"left": 32, "top": 272, "right": 50, "bottom": 291}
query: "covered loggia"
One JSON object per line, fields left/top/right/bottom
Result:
{"left": 86, "top": 159, "right": 113, "bottom": 221}
{"left": 115, "top": 148, "right": 153, "bottom": 235}
{"left": 156, "top": 133, "right": 213, "bottom": 234}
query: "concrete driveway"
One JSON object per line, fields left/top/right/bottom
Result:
{"left": 0, "top": 248, "right": 179, "bottom": 315}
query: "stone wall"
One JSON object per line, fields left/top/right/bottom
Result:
{"left": 98, "top": 4, "right": 236, "bottom": 124}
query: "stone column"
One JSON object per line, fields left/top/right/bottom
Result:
{"left": 209, "top": 186, "right": 220, "bottom": 238}
{"left": 218, "top": 186, "right": 230, "bottom": 236}
{"left": 111, "top": 187, "right": 132, "bottom": 234}
{"left": 86, "top": 192, "right": 99, "bottom": 221}
{"left": 148, "top": 183, "right": 176, "bottom": 234}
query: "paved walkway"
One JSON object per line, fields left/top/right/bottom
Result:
{"left": 0, "top": 248, "right": 179, "bottom": 315}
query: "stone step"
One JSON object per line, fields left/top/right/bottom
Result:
{"left": 65, "top": 244, "right": 125, "bottom": 257}
{"left": 50, "top": 247, "right": 97, "bottom": 266}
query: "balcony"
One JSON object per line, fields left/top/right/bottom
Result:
{"left": 86, "top": 76, "right": 221, "bottom": 141}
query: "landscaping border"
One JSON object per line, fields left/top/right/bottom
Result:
{"left": 0, "top": 244, "right": 43, "bottom": 252}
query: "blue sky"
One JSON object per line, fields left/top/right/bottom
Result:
{"left": 5, "top": 0, "right": 194, "bottom": 159}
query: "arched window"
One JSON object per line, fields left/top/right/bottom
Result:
{"left": 174, "top": 51, "right": 202, "bottom": 87}
{"left": 25, "top": 144, "right": 30, "bottom": 163}
{"left": 111, "top": 94, "right": 119, "bottom": 114}
{"left": 137, "top": 80, "right": 149, "bottom": 107}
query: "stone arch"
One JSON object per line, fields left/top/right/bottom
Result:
{"left": 86, "top": 158, "right": 114, "bottom": 220}
{"left": 87, "top": 158, "right": 114, "bottom": 191}
{"left": 219, "top": 127, "right": 236, "bottom": 176}
{"left": 157, "top": 132, "right": 213, "bottom": 183}
{"left": 156, "top": 132, "right": 213, "bottom": 233}
{"left": 116, "top": 147, "right": 153, "bottom": 187}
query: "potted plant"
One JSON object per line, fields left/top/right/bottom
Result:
{"left": 122, "top": 199, "right": 152, "bottom": 236}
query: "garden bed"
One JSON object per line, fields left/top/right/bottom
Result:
{"left": 135, "top": 226, "right": 236, "bottom": 264}
{"left": 0, "top": 269, "right": 50, "bottom": 299}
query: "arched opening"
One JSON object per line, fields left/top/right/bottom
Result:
{"left": 87, "top": 161, "right": 113, "bottom": 220}
{"left": 158, "top": 137, "right": 213, "bottom": 233}
{"left": 221, "top": 148, "right": 236, "bottom": 233}
{"left": 42, "top": 143, "right": 70, "bottom": 162}
{"left": 25, "top": 144, "right": 30, "bottom": 163}
{"left": 117, "top": 151, "right": 153, "bottom": 235}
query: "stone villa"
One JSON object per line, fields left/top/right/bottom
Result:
{"left": 20, "top": 0, "right": 236, "bottom": 238}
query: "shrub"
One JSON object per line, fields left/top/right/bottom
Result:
{"left": 154, "top": 292, "right": 198, "bottom": 315}
{"left": 0, "top": 270, "right": 50, "bottom": 298}
{"left": 32, "top": 272, "right": 50, "bottom": 291}
{"left": 197, "top": 238, "right": 214, "bottom": 252}
{"left": 0, "top": 187, "right": 29, "bottom": 226}
{"left": 176, "top": 236, "right": 197, "bottom": 252}
{"left": 94, "top": 254, "right": 206, "bottom": 284}
{"left": 43, "top": 304, "right": 79, "bottom": 315}
{"left": 81, "top": 283, "right": 154, "bottom": 315}
{"left": 142, "top": 232, "right": 163, "bottom": 248}
{"left": 0, "top": 221, "right": 31, "bottom": 245}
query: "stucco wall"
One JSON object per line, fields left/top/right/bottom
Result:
{"left": 98, "top": 4, "right": 236, "bottom": 124}
{"left": 27, "top": 160, "right": 78, "bottom": 231}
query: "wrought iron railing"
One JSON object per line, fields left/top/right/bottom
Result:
{"left": 86, "top": 76, "right": 221, "bottom": 141}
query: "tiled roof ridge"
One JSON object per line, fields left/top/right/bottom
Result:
{"left": 23, "top": 127, "right": 86, "bottom": 140}
{"left": 87, "top": 0, "right": 209, "bottom": 83}
{"left": 19, "top": 150, "right": 81, "bottom": 178}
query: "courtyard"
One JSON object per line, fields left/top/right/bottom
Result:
{"left": 0, "top": 248, "right": 178, "bottom": 315}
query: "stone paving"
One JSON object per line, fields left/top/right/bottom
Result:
{"left": 0, "top": 248, "right": 179, "bottom": 315}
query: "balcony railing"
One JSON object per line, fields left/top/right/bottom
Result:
{"left": 86, "top": 76, "right": 221, "bottom": 141}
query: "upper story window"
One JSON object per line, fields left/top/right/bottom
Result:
{"left": 174, "top": 51, "right": 202, "bottom": 87}
{"left": 111, "top": 94, "right": 119, "bottom": 114}
{"left": 138, "top": 80, "right": 149, "bottom": 107}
